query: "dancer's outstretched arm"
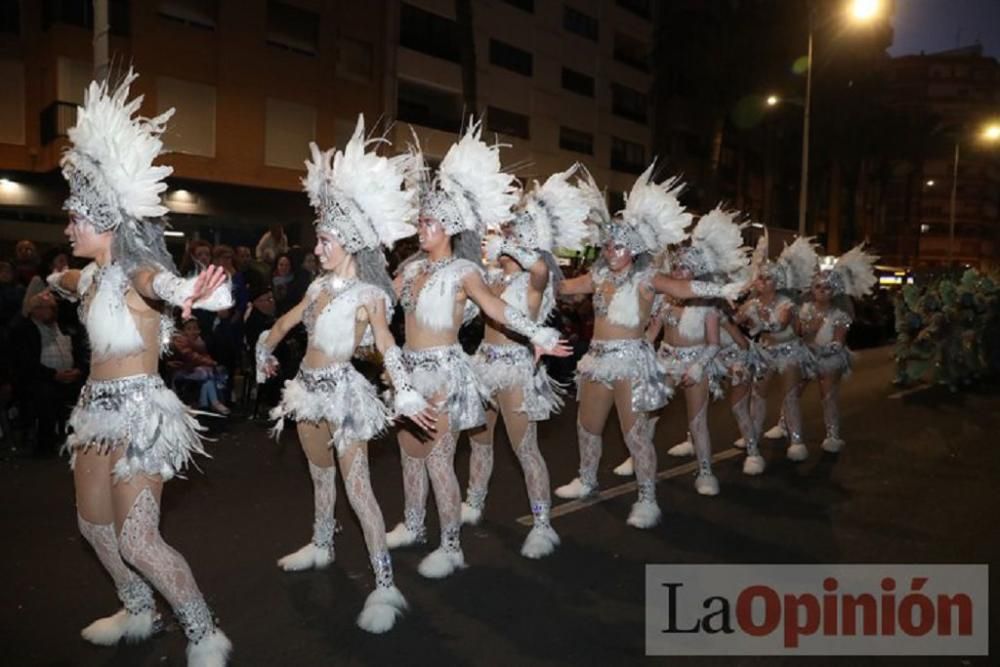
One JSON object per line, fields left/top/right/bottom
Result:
{"left": 255, "top": 296, "right": 307, "bottom": 382}
{"left": 463, "top": 271, "right": 572, "bottom": 359}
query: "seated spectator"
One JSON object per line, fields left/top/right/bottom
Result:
{"left": 206, "top": 306, "right": 243, "bottom": 380}
{"left": 169, "top": 318, "right": 231, "bottom": 415}
{"left": 180, "top": 238, "right": 212, "bottom": 278}
{"left": 213, "top": 244, "right": 249, "bottom": 315}
{"left": 272, "top": 252, "right": 296, "bottom": 315}
{"left": 9, "top": 288, "right": 84, "bottom": 456}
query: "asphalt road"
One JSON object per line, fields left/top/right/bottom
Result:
{"left": 2, "top": 347, "right": 998, "bottom": 666}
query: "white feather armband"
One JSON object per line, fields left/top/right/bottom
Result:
{"left": 152, "top": 272, "right": 234, "bottom": 311}
{"left": 384, "top": 346, "right": 429, "bottom": 417}
{"left": 503, "top": 304, "right": 561, "bottom": 349}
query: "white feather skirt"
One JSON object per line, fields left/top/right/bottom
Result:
{"left": 403, "top": 344, "right": 491, "bottom": 431}
{"left": 717, "top": 343, "right": 754, "bottom": 387}
{"left": 65, "top": 374, "right": 209, "bottom": 483}
{"left": 576, "top": 338, "right": 673, "bottom": 413}
{"left": 271, "top": 363, "right": 391, "bottom": 455}
{"left": 473, "top": 342, "right": 566, "bottom": 422}
{"left": 657, "top": 343, "right": 726, "bottom": 400}
{"left": 756, "top": 339, "right": 816, "bottom": 378}
{"left": 808, "top": 343, "right": 853, "bottom": 377}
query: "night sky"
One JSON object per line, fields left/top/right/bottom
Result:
{"left": 890, "top": 0, "right": 1000, "bottom": 58}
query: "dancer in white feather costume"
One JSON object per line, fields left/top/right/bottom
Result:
{"left": 384, "top": 120, "right": 570, "bottom": 579}
{"left": 47, "top": 70, "right": 233, "bottom": 666}
{"left": 798, "top": 244, "right": 877, "bottom": 454}
{"left": 553, "top": 165, "right": 746, "bottom": 528}
{"left": 620, "top": 207, "right": 752, "bottom": 493}
{"left": 255, "top": 116, "right": 436, "bottom": 633}
{"left": 735, "top": 235, "right": 819, "bottom": 463}
{"left": 461, "top": 164, "right": 592, "bottom": 559}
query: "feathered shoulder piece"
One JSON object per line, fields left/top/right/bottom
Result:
{"left": 304, "top": 114, "right": 417, "bottom": 253}
{"left": 674, "top": 206, "right": 749, "bottom": 280}
{"left": 61, "top": 68, "right": 174, "bottom": 232}
{"left": 512, "top": 163, "right": 592, "bottom": 253}
{"left": 420, "top": 117, "right": 519, "bottom": 237}
{"left": 819, "top": 243, "right": 878, "bottom": 298}
{"left": 615, "top": 161, "right": 691, "bottom": 255}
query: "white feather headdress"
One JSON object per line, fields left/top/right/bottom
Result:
{"left": 672, "top": 206, "right": 749, "bottom": 281}
{"left": 61, "top": 69, "right": 174, "bottom": 232}
{"left": 817, "top": 243, "right": 878, "bottom": 298}
{"left": 510, "top": 163, "right": 592, "bottom": 253}
{"left": 761, "top": 236, "right": 819, "bottom": 292}
{"left": 303, "top": 114, "right": 417, "bottom": 252}
{"left": 611, "top": 161, "right": 691, "bottom": 255}
{"left": 419, "top": 118, "right": 519, "bottom": 237}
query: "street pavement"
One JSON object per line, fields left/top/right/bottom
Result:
{"left": 2, "top": 347, "right": 998, "bottom": 666}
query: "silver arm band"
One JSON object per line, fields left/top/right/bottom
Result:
{"left": 151, "top": 272, "right": 234, "bottom": 311}
{"left": 503, "top": 304, "right": 560, "bottom": 349}
{"left": 255, "top": 329, "right": 278, "bottom": 384}
{"left": 383, "top": 346, "right": 429, "bottom": 417}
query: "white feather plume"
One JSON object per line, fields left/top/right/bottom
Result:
{"left": 690, "top": 206, "right": 750, "bottom": 279}
{"left": 303, "top": 114, "right": 417, "bottom": 249}
{"left": 575, "top": 167, "right": 612, "bottom": 230}
{"left": 62, "top": 68, "right": 174, "bottom": 220}
{"left": 437, "top": 118, "right": 519, "bottom": 235}
{"left": 777, "top": 236, "right": 820, "bottom": 292}
{"left": 520, "top": 163, "right": 592, "bottom": 253}
{"left": 833, "top": 243, "right": 878, "bottom": 299}
{"left": 621, "top": 162, "right": 691, "bottom": 252}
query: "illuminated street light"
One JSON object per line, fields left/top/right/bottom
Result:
{"left": 983, "top": 124, "right": 1000, "bottom": 142}
{"left": 849, "top": 0, "right": 881, "bottom": 22}
{"left": 925, "top": 180, "right": 935, "bottom": 187}
{"left": 766, "top": 95, "right": 779, "bottom": 106}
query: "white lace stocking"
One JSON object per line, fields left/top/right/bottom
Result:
{"left": 686, "top": 384, "right": 713, "bottom": 476}
{"left": 577, "top": 420, "right": 602, "bottom": 489}
{"left": 400, "top": 448, "right": 428, "bottom": 539}
{"left": 821, "top": 378, "right": 842, "bottom": 440}
{"left": 512, "top": 422, "right": 552, "bottom": 527}
{"left": 730, "top": 391, "right": 760, "bottom": 456}
{"left": 342, "top": 450, "right": 394, "bottom": 589}
{"left": 117, "top": 489, "right": 215, "bottom": 643}
{"left": 78, "top": 515, "right": 156, "bottom": 616}
{"left": 623, "top": 414, "right": 658, "bottom": 504}
{"left": 425, "top": 431, "right": 462, "bottom": 553}
{"left": 308, "top": 461, "right": 337, "bottom": 557}
{"left": 781, "top": 372, "right": 805, "bottom": 445}
{"left": 465, "top": 439, "right": 494, "bottom": 511}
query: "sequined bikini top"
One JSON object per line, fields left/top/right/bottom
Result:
{"left": 303, "top": 275, "right": 391, "bottom": 358}
{"left": 399, "top": 256, "right": 481, "bottom": 331}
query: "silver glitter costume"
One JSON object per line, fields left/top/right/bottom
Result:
{"left": 404, "top": 344, "right": 491, "bottom": 431}
{"left": 576, "top": 338, "right": 672, "bottom": 412}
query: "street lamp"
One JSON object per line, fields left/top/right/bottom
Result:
{"left": 766, "top": 95, "right": 779, "bottom": 107}
{"left": 947, "top": 122, "right": 1000, "bottom": 265}
{"left": 925, "top": 179, "right": 935, "bottom": 187}
{"left": 795, "top": 0, "right": 884, "bottom": 238}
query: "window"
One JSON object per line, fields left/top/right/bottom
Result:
{"left": 616, "top": 0, "right": 651, "bottom": 19}
{"left": 0, "top": 0, "right": 19, "bottom": 34}
{"left": 499, "top": 0, "right": 534, "bottom": 12}
{"left": 490, "top": 39, "right": 532, "bottom": 76}
{"left": 561, "top": 67, "right": 594, "bottom": 97}
{"left": 608, "top": 190, "right": 626, "bottom": 214}
{"left": 611, "top": 136, "right": 645, "bottom": 174}
{"left": 559, "top": 126, "right": 593, "bottom": 155}
{"left": 157, "top": 76, "right": 216, "bottom": 157}
{"left": 338, "top": 38, "right": 373, "bottom": 81}
{"left": 563, "top": 5, "right": 597, "bottom": 41}
{"left": 158, "top": 0, "right": 217, "bottom": 29}
{"left": 43, "top": 0, "right": 129, "bottom": 35}
{"left": 614, "top": 33, "right": 649, "bottom": 72}
{"left": 611, "top": 83, "right": 647, "bottom": 123}
{"left": 265, "top": 98, "right": 317, "bottom": 170}
{"left": 486, "top": 106, "right": 530, "bottom": 139}
{"left": 400, "top": 3, "right": 460, "bottom": 63}
{"left": 266, "top": 1, "right": 318, "bottom": 56}
{"left": 397, "top": 79, "right": 462, "bottom": 133}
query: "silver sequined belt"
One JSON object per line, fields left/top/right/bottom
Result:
{"left": 403, "top": 343, "right": 466, "bottom": 371}
{"left": 587, "top": 338, "right": 650, "bottom": 357}
{"left": 297, "top": 363, "right": 355, "bottom": 392}
{"left": 79, "top": 374, "right": 164, "bottom": 410}
{"left": 658, "top": 344, "right": 705, "bottom": 363}
{"left": 477, "top": 342, "right": 532, "bottom": 364}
